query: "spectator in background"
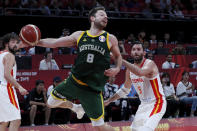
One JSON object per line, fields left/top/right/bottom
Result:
{"left": 15, "top": 48, "right": 26, "bottom": 55}
{"left": 28, "top": 46, "right": 52, "bottom": 55}
{"left": 119, "top": 40, "right": 128, "bottom": 55}
{"left": 47, "top": 76, "right": 62, "bottom": 98}
{"left": 143, "top": 41, "right": 151, "bottom": 53}
{"left": 163, "top": 33, "right": 175, "bottom": 44}
{"left": 142, "top": 4, "right": 154, "bottom": 19}
{"left": 162, "top": 73, "right": 179, "bottom": 118}
{"left": 58, "top": 28, "right": 76, "bottom": 54}
{"left": 160, "top": 0, "right": 171, "bottom": 11}
{"left": 146, "top": 51, "right": 154, "bottom": 60}
{"left": 173, "top": 4, "right": 184, "bottom": 19}
{"left": 138, "top": 31, "right": 146, "bottom": 43}
{"left": 176, "top": 71, "right": 197, "bottom": 117}
{"left": 28, "top": 47, "right": 35, "bottom": 55}
{"left": 39, "top": 0, "right": 51, "bottom": 15}
{"left": 162, "top": 54, "right": 176, "bottom": 69}
{"left": 171, "top": 43, "right": 186, "bottom": 55}
{"left": 27, "top": 80, "right": 51, "bottom": 126}
{"left": 154, "top": 40, "right": 169, "bottom": 55}
{"left": 39, "top": 51, "right": 59, "bottom": 70}
{"left": 157, "top": 40, "right": 164, "bottom": 49}
{"left": 162, "top": 4, "right": 174, "bottom": 19}
{"left": 149, "top": 33, "right": 157, "bottom": 44}
{"left": 103, "top": 76, "right": 120, "bottom": 122}
{"left": 126, "top": 33, "right": 136, "bottom": 45}
{"left": 58, "top": 28, "right": 70, "bottom": 54}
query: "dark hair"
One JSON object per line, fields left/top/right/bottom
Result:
{"left": 88, "top": 6, "right": 105, "bottom": 23}
{"left": 132, "top": 41, "right": 145, "bottom": 51}
{"left": 161, "top": 72, "right": 171, "bottom": 86}
{"left": 44, "top": 51, "right": 52, "bottom": 58}
{"left": 2, "top": 32, "right": 19, "bottom": 50}
{"left": 162, "top": 72, "right": 170, "bottom": 79}
{"left": 36, "top": 79, "right": 44, "bottom": 86}
{"left": 181, "top": 71, "right": 189, "bottom": 81}
{"left": 182, "top": 71, "right": 189, "bottom": 77}
{"left": 146, "top": 51, "right": 154, "bottom": 59}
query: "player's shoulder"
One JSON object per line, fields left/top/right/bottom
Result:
{"left": 72, "top": 31, "right": 85, "bottom": 36}
{"left": 71, "top": 31, "right": 85, "bottom": 40}
{"left": 108, "top": 33, "right": 117, "bottom": 40}
{"left": 4, "top": 52, "right": 14, "bottom": 58}
{"left": 107, "top": 33, "right": 118, "bottom": 47}
{"left": 145, "top": 59, "right": 156, "bottom": 66}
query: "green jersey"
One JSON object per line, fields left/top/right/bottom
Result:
{"left": 71, "top": 31, "right": 110, "bottom": 92}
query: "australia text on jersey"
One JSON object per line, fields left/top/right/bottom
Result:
{"left": 79, "top": 44, "right": 105, "bottom": 55}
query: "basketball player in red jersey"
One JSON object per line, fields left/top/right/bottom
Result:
{"left": 105, "top": 42, "right": 166, "bottom": 131}
{"left": 0, "top": 33, "right": 28, "bottom": 131}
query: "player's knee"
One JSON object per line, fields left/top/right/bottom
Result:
{"left": 47, "top": 99, "right": 55, "bottom": 108}
{"left": 11, "top": 119, "right": 21, "bottom": 127}
{"left": 47, "top": 95, "right": 62, "bottom": 108}
{"left": 0, "top": 122, "right": 9, "bottom": 127}
{"left": 46, "top": 101, "right": 56, "bottom": 108}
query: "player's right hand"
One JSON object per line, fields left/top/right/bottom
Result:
{"left": 19, "top": 86, "right": 29, "bottom": 95}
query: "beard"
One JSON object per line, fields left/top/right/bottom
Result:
{"left": 133, "top": 55, "right": 143, "bottom": 64}
{"left": 94, "top": 20, "right": 106, "bottom": 30}
{"left": 8, "top": 45, "right": 18, "bottom": 55}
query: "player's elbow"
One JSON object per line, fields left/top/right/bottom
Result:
{"left": 4, "top": 72, "right": 11, "bottom": 82}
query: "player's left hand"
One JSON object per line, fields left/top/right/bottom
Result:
{"left": 104, "top": 67, "right": 120, "bottom": 77}
{"left": 19, "top": 86, "right": 29, "bottom": 95}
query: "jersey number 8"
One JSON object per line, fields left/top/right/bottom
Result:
{"left": 86, "top": 53, "right": 94, "bottom": 63}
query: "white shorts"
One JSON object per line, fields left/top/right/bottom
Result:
{"left": 0, "top": 84, "right": 21, "bottom": 122}
{"left": 131, "top": 99, "right": 166, "bottom": 131}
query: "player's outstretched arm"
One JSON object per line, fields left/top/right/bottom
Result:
{"left": 123, "top": 59, "right": 155, "bottom": 77}
{"left": 37, "top": 31, "right": 83, "bottom": 48}
{"left": 104, "top": 69, "right": 131, "bottom": 106}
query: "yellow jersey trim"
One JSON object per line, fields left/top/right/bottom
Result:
{"left": 86, "top": 30, "right": 105, "bottom": 38}
{"left": 153, "top": 80, "right": 161, "bottom": 114}
{"left": 77, "top": 31, "right": 85, "bottom": 46}
{"left": 106, "top": 33, "right": 110, "bottom": 50}
{"left": 72, "top": 75, "right": 88, "bottom": 86}
{"left": 90, "top": 93, "right": 105, "bottom": 121}
{"left": 51, "top": 90, "right": 67, "bottom": 101}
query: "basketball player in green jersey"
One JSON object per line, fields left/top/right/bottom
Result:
{"left": 36, "top": 7, "right": 122, "bottom": 131}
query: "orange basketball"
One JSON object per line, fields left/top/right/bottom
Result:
{"left": 19, "top": 24, "right": 41, "bottom": 46}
